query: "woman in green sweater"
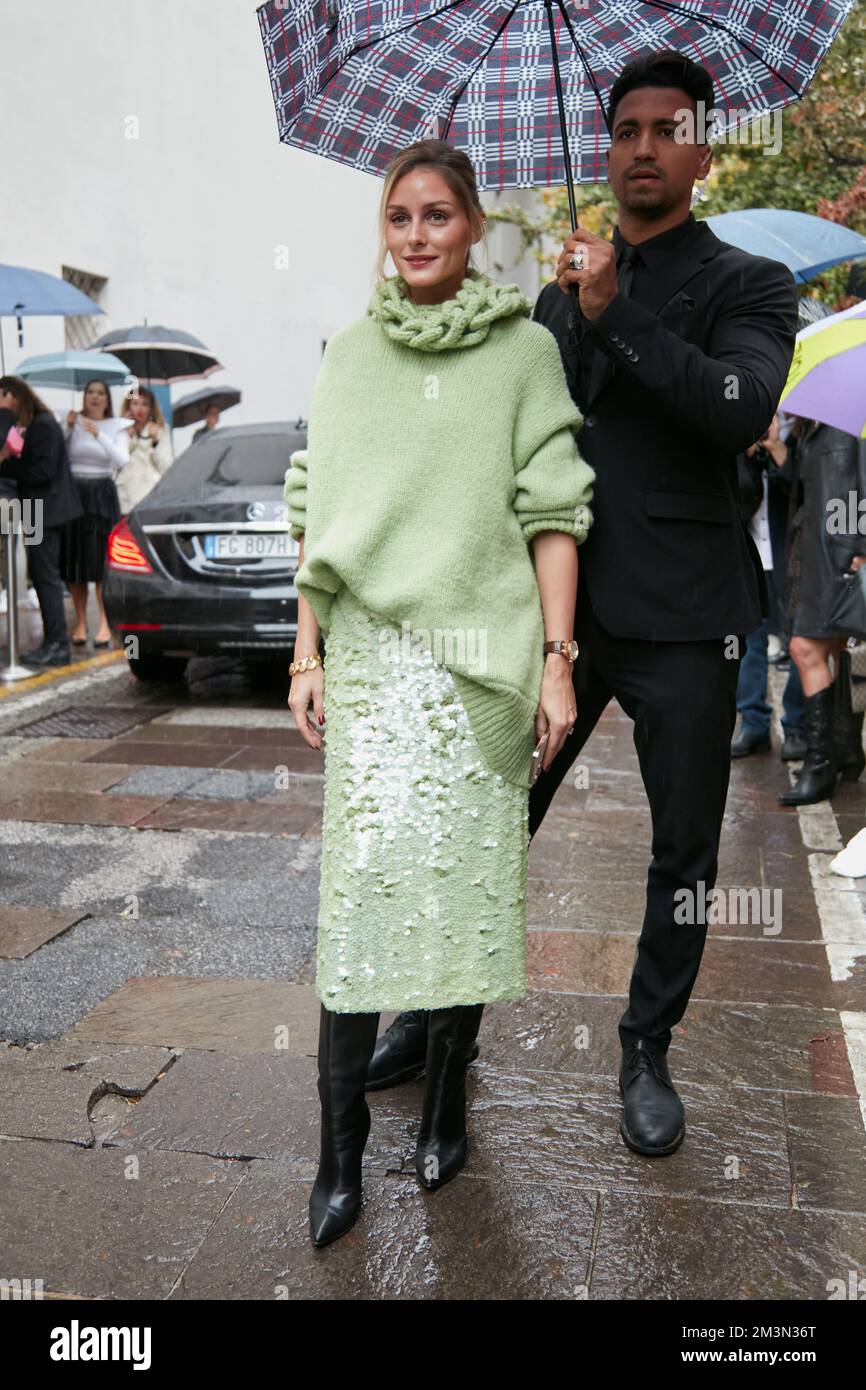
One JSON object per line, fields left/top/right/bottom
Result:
{"left": 285, "top": 138, "right": 595, "bottom": 1248}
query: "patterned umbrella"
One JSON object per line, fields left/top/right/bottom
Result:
{"left": 258, "top": 0, "right": 854, "bottom": 215}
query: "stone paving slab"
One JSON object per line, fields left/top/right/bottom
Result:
{"left": 0, "top": 1040, "right": 172, "bottom": 1143}
{"left": 527, "top": 873, "right": 821, "bottom": 941}
{"left": 135, "top": 798, "right": 321, "bottom": 834}
{"left": 413, "top": 1063, "right": 794, "bottom": 1207}
{"left": 0, "top": 904, "right": 90, "bottom": 959}
{"left": 219, "top": 745, "right": 325, "bottom": 775}
{"left": 113, "top": 1048, "right": 407, "bottom": 1172}
{"left": 111, "top": 723, "right": 307, "bottom": 746}
{"left": 0, "top": 791, "right": 171, "bottom": 827}
{"left": 784, "top": 1093, "right": 866, "bottom": 1213}
{"left": 72, "top": 977, "right": 322, "bottom": 1053}
{"left": 0, "top": 761, "right": 134, "bottom": 798}
{"left": 476, "top": 992, "right": 857, "bottom": 1096}
{"left": 0, "top": 917, "right": 317, "bottom": 1046}
{"left": 85, "top": 741, "right": 238, "bottom": 768}
{"left": 0, "top": 1138, "right": 246, "bottom": 1300}
{"left": 527, "top": 928, "right": 866, "bottom": 1011}
{"left": 588, "top": 1191, "right": 866, "bottom": 1300}
{"left": 171, "top": 1164, "right": 598, "bottom": 1301}
{"left": 17, "top": 737, "right": 117, "bottom": 763}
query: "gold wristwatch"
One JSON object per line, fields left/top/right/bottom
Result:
{"left": 543, "top": 639, "right": 579, "bottom": 664}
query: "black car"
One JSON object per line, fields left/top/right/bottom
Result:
{"left": 103, "top": 421, "right": 306, "bottom": 682}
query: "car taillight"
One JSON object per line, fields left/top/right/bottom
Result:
{"left": 107, "top": 519, "right": 154, "bottom": 573}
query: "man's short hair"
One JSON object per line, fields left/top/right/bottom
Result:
{"left": 607, "top": 50, "right": 716, "bottom": 133}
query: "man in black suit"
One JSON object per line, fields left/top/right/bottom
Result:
{"left": 365, "top": 51, "right": 799, "bottom": 1158}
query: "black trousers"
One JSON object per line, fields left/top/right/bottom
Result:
{"left": 527, "top": 588, "right": 741, "bottom": 1053}
{"left": 26, "top": 524, "right": 67, "bottom": 645}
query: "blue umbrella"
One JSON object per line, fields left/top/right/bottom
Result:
{"left": 704, "top": 209, "right": 866, "bottom": 282}
{"left": 15, "top": 350, "right": 133, "bottom": 391}
{"left": 0, "top": 263, "right": 104, "bottom": 373}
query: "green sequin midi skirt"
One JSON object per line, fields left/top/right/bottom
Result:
{"left": 315, "top": 586, "right": 529, "bottom": 1013}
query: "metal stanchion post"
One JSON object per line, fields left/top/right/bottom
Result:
{"left": 1, "top": 499, "right": 36, "bottom": 681}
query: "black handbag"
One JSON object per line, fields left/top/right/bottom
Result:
{"left": 828, "top": 568, "right": 866, "bottom": 641}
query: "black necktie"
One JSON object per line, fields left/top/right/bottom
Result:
{"left": 617, "top": 242, "right": 640, "bottom": 299}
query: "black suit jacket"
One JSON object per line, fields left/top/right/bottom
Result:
{"left": 0, "top": 410, "right": 83, "bottom": 527}
{"left": 533, "top": 214, "right": 799, "bottom": 642}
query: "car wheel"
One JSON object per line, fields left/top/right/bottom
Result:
{"left": 127, "top": 653, "right": 189, "bottom": 683}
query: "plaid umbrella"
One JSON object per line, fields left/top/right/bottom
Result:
{"left": 258, "top": 0, "right": 854, "bottom": 208}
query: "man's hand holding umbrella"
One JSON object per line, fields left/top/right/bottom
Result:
{"left": 555, "top": 228, "right": 619, "bottom": 322}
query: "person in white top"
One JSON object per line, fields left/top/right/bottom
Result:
{"left": 117, "top": 388, "right": 173, "bottom": 513}
{"left": 59, "top": 378, "right": 130, "bottom": 648}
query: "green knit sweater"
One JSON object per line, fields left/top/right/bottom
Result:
{"left": 284, "top": 267, "right": 595, "bottom": 788}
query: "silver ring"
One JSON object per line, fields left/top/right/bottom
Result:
{"left": 569, "top": 250, "right": 586, "bottom": 271}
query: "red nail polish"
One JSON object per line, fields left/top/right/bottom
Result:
{"left": 318, "top": 715, "right": 324, "bottom": 725}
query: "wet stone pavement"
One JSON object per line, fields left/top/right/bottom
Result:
{"left": 0, "top": 648, "right": 865, "bottom": 1300}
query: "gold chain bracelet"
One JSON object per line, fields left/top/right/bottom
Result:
{"left": 289, "top": 653, "right": 323, "bottom": 677}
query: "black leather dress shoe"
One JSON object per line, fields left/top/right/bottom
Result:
{"left": 20, "top": 640, "right": 71, "bottom": 667}
{"left": 731, "top": 727, "right": 770, "bottom": 758}
{"left": 365, "top": 1009, "right": 481, "bottom": 1091}
{"left": 618, "top": 1040, "right": 685, "bottom": 1156}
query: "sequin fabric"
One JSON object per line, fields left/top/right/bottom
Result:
{"left": 316, "top": 585, "right": 529, "bottom": 1013}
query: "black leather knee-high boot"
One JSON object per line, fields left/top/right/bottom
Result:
{"left": 833, "top": 651, "right": 866, "bottom": 782}
{"left": 309, "top": 1005, "right": 380, "bottom": 1247}
{"left": 415, "top": 1004, "right": 484, "bottom": 1190}
{"left": 778, "top": 683, "right": 837, "bottom": 806}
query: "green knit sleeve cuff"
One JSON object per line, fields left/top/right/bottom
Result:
{"left": 521, "top": 501, "right": 594, "bottom": 545}
{"left": 513, "top": 422, "right": 595, "bottom": 547}
{"left": 284, "top": 448, "right": 308, "bottom": 541}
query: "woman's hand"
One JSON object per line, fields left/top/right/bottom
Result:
{"left": 535, "top": 654, "right": 576, "bottom": 770}
{"left": 66, "top": 410, "right": 77, "bottom": 429}
{"left": 80, "top": 417, "right": 99, "bottom": 437}
{"left": 288, "top": 665, "right": 325, "bottom": 750}
{"left": 850, "top": 556, "right": 866, "bottom": 573}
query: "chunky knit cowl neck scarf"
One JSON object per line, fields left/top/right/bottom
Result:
{"left": 367, "top": 267, "right": 534, "bottom": 351}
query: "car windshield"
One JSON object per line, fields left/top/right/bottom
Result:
{"left": 166, "top": 433, "right": 304, "bottom": 487}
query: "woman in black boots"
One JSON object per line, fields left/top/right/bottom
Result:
{"left": 286, "top": 140, "right": 593, "bottom": 1250}
{"left": 776, "top": 417, "right": 866, "bottom": 806}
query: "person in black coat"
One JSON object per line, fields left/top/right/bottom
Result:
{"left": 731, "top": 417, "right": 805, "bottom": 761}
{"left": 0, "top": 375, "right": 83, "bottom": 665}
{"left": 362, "top": 49, "right": 799, "bottom": 1160}
{"left": 774, "top": 417, "right": 866, "bottom": 805}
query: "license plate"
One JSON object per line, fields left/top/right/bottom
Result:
{"left": 204, "top": 532, "right": 297, "bottom": 560}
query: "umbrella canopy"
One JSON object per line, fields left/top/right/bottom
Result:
{"left": 780, "top": 299, "right": 866, "bottom": 439}
{"left": 89, "top": 324, "right": 223, "bottom": 386}
{"left": 257, "top": 0, "right": 854, "bottom": 191}
{"left": 705, "top": 209, "right": 866, "bottom": 282}
{"left": 0, "top": 264, "right": 105, "bottom": 317}
{"left": 172, "top": 384, "right": 242, "bottom": 429}
{"left": 15, "top": 350, "right": 134, "bottom": 391}
{"left": 0, "top": 263, "right": 104, "bottom": 374}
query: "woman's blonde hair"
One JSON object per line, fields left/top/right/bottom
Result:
{"left": 375, "top": 139, "right": 488, "bottom": 284}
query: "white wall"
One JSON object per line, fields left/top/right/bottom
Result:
{"left": 2, "top": 0, "right": 541, "bottom": 456}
